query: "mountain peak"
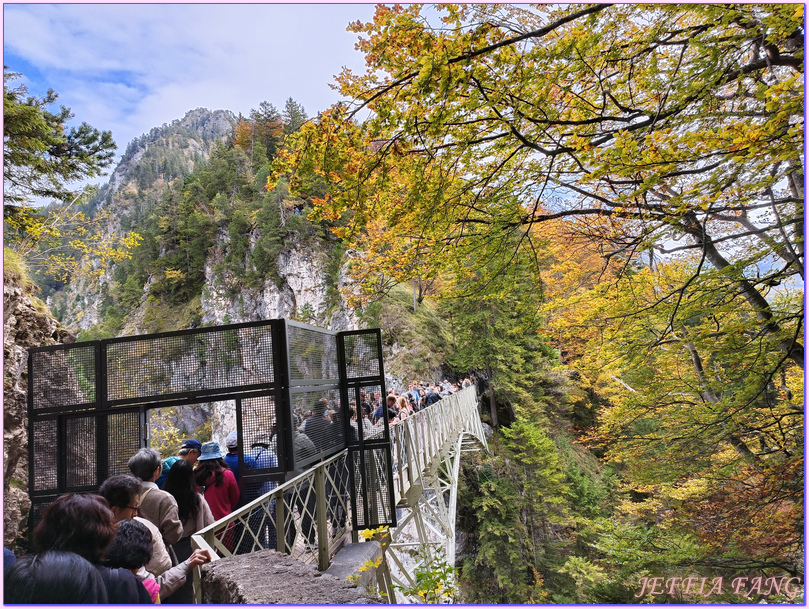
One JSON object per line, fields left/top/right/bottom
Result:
{"left": 93, "top": 108, "right": 237, "bottom": 208}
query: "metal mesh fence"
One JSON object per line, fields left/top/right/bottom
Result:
{"left": 341, "top": 333, "right": 381, "bottom": 380}
{"left": 291, "top": 388, "right": 344, "bottom": 468}
{"left": 64, "top": 415, "right": 97, "bottom": 489}
{"left": 108, "top": 410, "right": 143, "bottom": 477}
{"left": 28, "top": 498, "right": 52, "bottom": 529}
{"left": 240, "top": 395, "right": 278, "bottom": 457}
{"left": 240, "top": 395, "right": 283, "bottom": 503}
{"left": 286, "top": 324, "right": 339, "bottom": 384}
{"left": 105, "top": 324, "right": 275, "bottom": 403}
{"left": 28, "top": 319, "right": 396, "bottom": 539}
{"left": 30, "top": 345, "right": 96, "bottom": 410}
{"left": 352, "top": 446, "right": 394, "bottom": 529}
{"left": 32, "top": 419, "right": 58, "bottom": 492}
{"left": 346, "top": 384, "right": 387, "bottom": 442}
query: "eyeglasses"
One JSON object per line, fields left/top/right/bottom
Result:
{"left": 126, "top": 504, "right": 140, "bottom": 511}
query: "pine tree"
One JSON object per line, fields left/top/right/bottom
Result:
{"left": 282, "top": 97, "right": 308, "bottom": 135}
{"left": 4, "top": 66, "right": 116, "bottom": 208}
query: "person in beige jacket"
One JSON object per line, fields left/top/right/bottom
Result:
{"left": 128, "top": 448, "right": 183, "bottom": 547}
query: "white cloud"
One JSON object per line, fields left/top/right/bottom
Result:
{"left": 4, "top": 3, "right": 377, "bottom": 156}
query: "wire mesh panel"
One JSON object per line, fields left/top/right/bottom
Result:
{"left": 286, "top": 322, "right": 339, "bottom": 385}
{"left": 30, "top": 344, "right": 97, "bottom": 410}
{"left": 28, "top": 498, "right": 54, "bottom": 530}
{"left": 351, "top": 446, "right": 395, "bottom": 529}
{"left": 239, "top": 394, "right": 284, "bottom": 505}
{"left": 337, "top": 329, "right": 395, "bottom": 530}
{"left": 64, "top": 415, "right": 97, "bottom": 490}
{"left": 107, "top": 410, "right": 143, "bottom": 477}
{"left": 345, "top": 384, "right": 388, "bottom": 442}
{"left": 341, "top": 332, "right": 381, "bottom": 380}
{"left": 105, "top": 323, "right": 275, "bottom": 404}
{"left": 31, "top": 419, "right": 58, "bottom": 493}
{"left": 290, "top": 388, "right": 344, "bottom": 469}
{"left": 239, "top": 394, "right": 280, "bottom": 466}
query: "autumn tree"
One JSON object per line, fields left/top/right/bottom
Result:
{"left": 274, "top": 3, "right": 804, "bottom": 585}
{"left": 278, "top": 3, "right": 803, "bottom": 366}
{"left": 4, "top": 66, "right": 145, "bottom": 283}
{"left": 566, "top": 256, "right": 804, "bottom": 574}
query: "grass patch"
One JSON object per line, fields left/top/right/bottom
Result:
{"left": 142, "top": 294, "right": 203, "bottom": 334}
{"left": 3, "top": 247, "right": 34, "bottom": 290}
{"left": 377, "top": 283, "right": 454, "bottom": 382}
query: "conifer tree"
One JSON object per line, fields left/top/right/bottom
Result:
{"left": 4, "top": 66, "right": 116, "bottom": 209}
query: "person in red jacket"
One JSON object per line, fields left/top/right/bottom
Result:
{"left": 193, "top": 442, "right": 239, "bottom": 521}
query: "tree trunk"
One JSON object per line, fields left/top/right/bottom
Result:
{"left": 486, "top": 363, "right": 498, "bottom": 427}
{"left": 684, "top": 338, "right": 763, "bottom": 469}
{"left": 681, "top": 213, "right": 804, "bottom": 370}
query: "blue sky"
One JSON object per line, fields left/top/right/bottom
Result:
{"left": 4, "top": 3, "right": 379, "bottom": 173}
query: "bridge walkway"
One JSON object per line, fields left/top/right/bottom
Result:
{"left": 191, "top": 385, "right": 487, "bottom": 602}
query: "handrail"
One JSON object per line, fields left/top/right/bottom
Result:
{"left": 190, "top": 449, "right": 351, "bottom": 601}
{"left": 389, "top": 386, "right": 486, "bottom": 504}
{"left": 189, "top": 385, "right": 485, "bottom": 602}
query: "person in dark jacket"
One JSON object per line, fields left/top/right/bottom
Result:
{"left": 5, "top": 551, "right": 109, "bottom": 604}
{"left": 424, "top": 386, "right": 442, "bottom": 407}
{"left": 302, "top": 398, "right": 333, "bottom": 453}
{"left": 32, "top": 493, "right": 151, "bottom": 604}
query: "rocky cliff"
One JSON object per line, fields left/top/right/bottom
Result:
{"left": 51, "top": 107, "right": 238, "bottom": 333}
{"left": 3, "top": 263, "right": 74, "bottom": 548}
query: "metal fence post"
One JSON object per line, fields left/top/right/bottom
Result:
{"left": 275, "top": 489, "right": 288, "bottom": 554}
{"left": 314, "top": 464, "right": 330, "bottom": 570}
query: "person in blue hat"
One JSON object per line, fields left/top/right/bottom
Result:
{"left": 193, "top": 442, "right": 239, "bottom": 523}
{"left": 156, "top": 439, "right": 202, "bottom": 489}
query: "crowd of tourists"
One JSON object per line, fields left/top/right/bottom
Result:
{"left": 351, "top": 378, "right": 472, "bottom": 434}
{"left": 4, "top": 379, "right": 471, "bottom": 604}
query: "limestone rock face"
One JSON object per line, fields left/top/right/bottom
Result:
{"left": 200, "top": 240, "right": 361, "bottom": 333}
{"left": 200, "top": 550, "right": 384, "bottom": 604}
{"left": 3, "top": 270, "right": 74, "bottom": 548}
{"left": 54, "top": 107, "right": 237, "bottom": 332}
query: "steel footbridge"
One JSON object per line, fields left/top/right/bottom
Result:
{"left": 190, "top": 386, "right": 487, "bottom": 603}
{"left": 26, "top": 318, "right": 488, "bottom": 603}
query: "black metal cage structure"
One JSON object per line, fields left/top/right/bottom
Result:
{"left": 27, "top": 319, "right": 396, "bottom": 531}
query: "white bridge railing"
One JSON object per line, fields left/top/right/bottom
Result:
{"left": 389, "top": 386, "right": 486, "bottom": 505}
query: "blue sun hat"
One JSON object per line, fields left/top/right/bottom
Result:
{"left": 198, "top": 441, "right": 225, "bottom": 461}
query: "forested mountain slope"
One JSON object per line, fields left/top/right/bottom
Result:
{"left": 47, "top": 102, "right": 361, "bottom": 339}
